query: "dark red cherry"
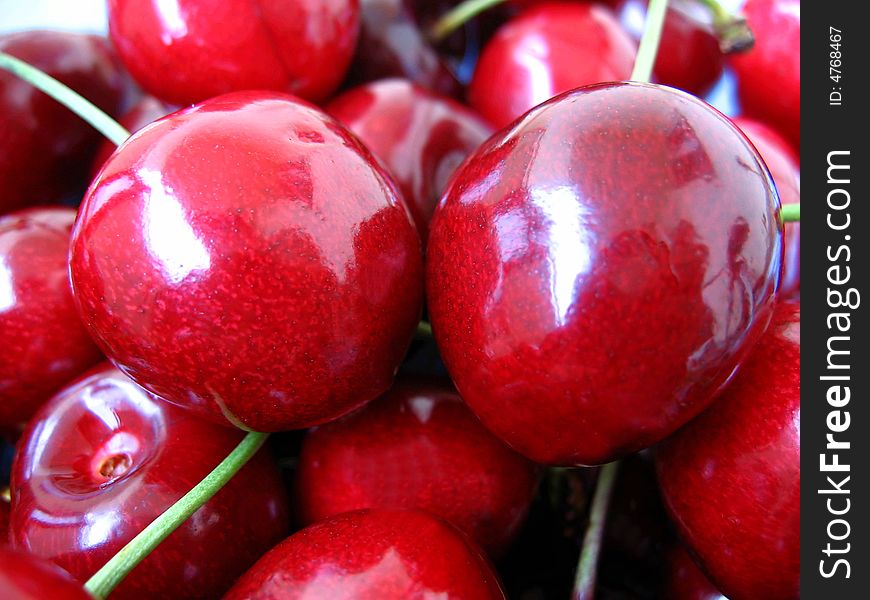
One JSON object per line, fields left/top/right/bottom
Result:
{"left": 0, "top": 547, "right": 92, "bottom": 600}
{"left": 0, "top": 498, "right": 8, "bottom": 540}
{"left": 731, "top": 0, "right": 800, "bottom": 151}
{"left": 733, "top": 116, "right": 799, "bottom": 299}
{"left": 468, "top": 2, "right": 636, "bottom": 129}
{"left": 665, "top": 545, "right": 727, "bottom": 600}
{"left": 224, "top": 509, "right": 507, "bottom": 599}
{"left": 657, "top": 301, "right": 799, "bottom": 600}
{"left": 108, "top": 0, "right": 360, "bottom": 105}
{"left": 328, "top": 79, "right": 492, "bottom": 243}
{"left": 296, "top": 377, "right": 540, "bottom": 556}
{"left": 9, "top": 363, "right": 289, "bottom": 599}
{"left": 0, "top": 30, "right": 124, "bottom": 215}
{"left": 0, "top": 208, "right": 103, "bottom": 432}
{"left": 615, "top": 0, "right": 723, "bottom": 96}
{"left": 427, "top": 82, "right": 782, "bottom": 466}
{"left": 70, "top": 91, "right": 423, "bottom": 432}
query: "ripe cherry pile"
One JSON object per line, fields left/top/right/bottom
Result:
{"left": 1, "top": 0, "right": 800, "bottom": 599}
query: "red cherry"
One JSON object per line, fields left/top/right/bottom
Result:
{"left": 0, "top": 30, "right": 124, "bottom": 215}
{"left": 70, "top": 91, "right": 423, "bottom": 432}
{"left": 9, "top": 363, "right": 289, "bottom": 599}
{"left": 108, "top": 0, "right": 360, "bottom": 105}
{"left": 0, "top": 207, "right": 103, "bottom": 432}
{"left": 296, "top": 377, "right": 541, "bottom": 556}
{"left": 731, "top": 0, "right": 800, "bottom": 151}
{"left": 665, "top": 545, "right": 727, "bottom": 600}
{"left": 224, "top": 509, "right": 507, "bottom": 599}
{"left": 427, "top": 82, "right": 782, "bottom": 466}
{"left": 733, "top": 116, "right": 800, "bottom": 299}
{"left": 657, "top": 301, "right": 800, "bottom": 600}
{"left": 0, "top": 547, "right": 92, "bottom": 600}
{"left": 468, "top": 2, "right": 636, "bottom": 130}
{"left": 0, "top": 499, "right": 8, "bottom": 540}
{"left": 328, "top": 79, "right": 493, "bottom": 243}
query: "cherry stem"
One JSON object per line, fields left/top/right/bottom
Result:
{"left": 630, "top": 0, "right": 670, "bottom": 83}
{"left": 84, "top": 431, "right": 269, "bottom": 599}
{"left": 696, "top": 0, "right": 754, "bottom": 53}
{"left": 430, "top": 0, "right": 507, "bottom": 42}
{"left": 572, "top": 461, "right": 620, "bottom": 600}
{"left": 0, "top": 51, "right": 130, "bottom": 146}
{"left": 416, "top": 320, "right": 433, "bottom": 339}
{"left": 781, "top": 203, "right": 800, "bottom": 223}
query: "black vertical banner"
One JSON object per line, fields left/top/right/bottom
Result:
{"left": 802, "top": 1, "right": 869, "bottom": 598}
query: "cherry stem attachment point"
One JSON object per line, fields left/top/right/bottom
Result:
{"left": 572, "top": 461, "right": 620, "bottom": 600}
{"left": 781, "top": 203, "right": 800, "bottom": 223}
{"left": 430, "top": 0, "right": 507, "bottom": 42}
{"left": 416, "top": 320, "right": 433, "bottom": 339}
{"left": 84, "top": 431, "right": 269, "bottom": 599}
{"left": 696, "top": 0, "right": 754, "bottom": 53}
{"left": 0, "top": 51, "right": 130, "bottom": 147}
{"left": 630, "top": 0, "right": 670, "bottom": 84}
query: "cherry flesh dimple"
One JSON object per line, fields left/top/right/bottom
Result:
{"left": 733, "top": 116, "right": 800, "bottom": 299}
{"left": 657, "top": 301, "right": 799, "bottom": 600}
{"left": 224, "top": 509, "right": 507, "bottom": 599}
{"left": 70, "top": 91, "right": 423, "bottom": 432}
{"left": 328, "top": 79, "right": 493, "bottom": 244}
{"left": 0, "top": 547, "right": 93, "bottom": 600}
{"left": 468, "top": 2, "right": 636, "bottom": 130}
{"left": 0, "top": 30, "right": 124, "bottom": 215}
{"left": 10, "top": 363, "right": 290, "bottom": 600}
{"left": 0, "top": 207, "right": 103, "bottom": 432}
{"left": 665, "top": 545, "right": 727, "bottom": 600}
{"left": 296, "top": 376, "right": 540, "bottom": 557}
{"left": 108, "top": 0, "right": 360, "bottom": 105}
{"left": 427, "top": 82, "right": 782, "bottom": 466}
{"left": 731, "top": 0, "right": 800, "bottom": 151}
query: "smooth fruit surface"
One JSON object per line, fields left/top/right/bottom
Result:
{"left": 108, "top": 0, "right": 360, "bottom": 104}
{"left": 296, "top": 376, "right": 540, "bottom": 556}
{"left": 657, "top": 301, "right": 800, "bottom": 600}
{"left": 0, "top": 207, "right": 103, "bottom": 431}
{"left": 0, "top": 547, "right": 93, "bottom": 600}
{"left": 427, "top": 82, "right": 782, "bottom": 466}
{"left": 665, "top": 545, "right": 727, "bottom": 600}
{"left": 468, "top": 2, "right": 636, "bottom": 129}
{"left": 224, "top": 509, "right": 507, "bottom": 599}
{"left": 10, "top": 363, "right": 290, "bottom": 599}
{"left": 70, "top": 91, "right": 423, "bottom": 432}
{"left": 328, "top": 79, "right": 492, "bottom": 243}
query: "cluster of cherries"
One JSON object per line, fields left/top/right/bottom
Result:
{"left": 1, "top": 0, "right": 799, "bottom": 598}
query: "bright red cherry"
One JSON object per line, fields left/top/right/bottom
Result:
{"left": 657, "top": 301, "right": 799, "bottom": 600}
{"left": 731, "top": 0, "right": 800, "bottom": 151}
{"left": 108, "top": 0, "right": 360, "bottom": 105}
{"left": 0, "top": 30, "right": 124, "bottom": 215}
{"left": 10, "top": 363, "right": 290, "bottom": 599}
{"left": 0, "top": 208, "right": 103, "bottom": 432}
{"left": 733, "top": 116, "right": 800, "bottom": 299}
{"left": 224, "top": 509, "right": 507, "bottom": 599}
{"left": 665, "top": 545, "right": 727, "bottom": 600}
{"left": 328, "top": 79, "right": 492, "bottom": 243}
{"left": 468, "top": 2, "right": 636, "bottom": 130}
{"left": 70, "top": 91, "right": 423, "bottom": 432}
{"left": 0, "top": 547, "right": 93, "bottom": 600}
{"left": 296, "top": 377, "right": 541, "bottom": 556}
{"left": 427, "top": 82, "right": 782, "bottom": 466}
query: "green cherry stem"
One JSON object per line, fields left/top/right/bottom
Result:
{"left": 572, "top": 461, "right": 620, "bottom": 600}
{"left": 696, "top": 0, "right": 755, "bottom": 53}
{"left": 84, "top": 431, "right": 269, "bottom": 599}
{"left": 430, "top": 0, "right": 507, "bottom": 42}
{"left": 781, "top": 203, "right": 800, "bottom": 223}
{"left": 630, "top": 0, "right": 670, "bottom": 84}
{"left": 0, "top": 51, "right": 130, "bottom": 146}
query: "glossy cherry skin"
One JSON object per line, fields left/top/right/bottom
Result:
{"left": 70, "top": 91, "right": 423, "bottom": 432}
{"left": 224, "top": 509, "right": 507, "bottom": 599}
{"left": 731, "top": 0, "right": 800, "bottom": 151}
{"left": 0, "top": 31, "right": 124, "bottom": 215}
{"left": 0, "top": 208, "right": 103, "bottom": 432}
{"left": 108, "top": 0, "right": 360, "bottom": 105}
{"left": 733, "top": 117, "right": 800, "bottom": 299}
{"left": 0, "top": 547, "right": 93, "bottom": 600}
{"left": 328, "top": 79, "right": 493, "bottom": 244}
{"left": 427, "top": 82, "right": 783, "bottom": 466}
{"left": 9, "top": 363, "right": 290, "bottom": 599}
{"left": 657, "top": 301, "right": 799, "bottom": 600}
{"left": 665, "top": 545, "right": 727, "bottom": 600}
{"left": 468, "top": 2, "right": 636, "bottom": 130}
{"left": 616, "top": 0, "right": 723, "bottom": 96}
{"left": 296, "top": 377, "right": 540, "bottom": 556}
